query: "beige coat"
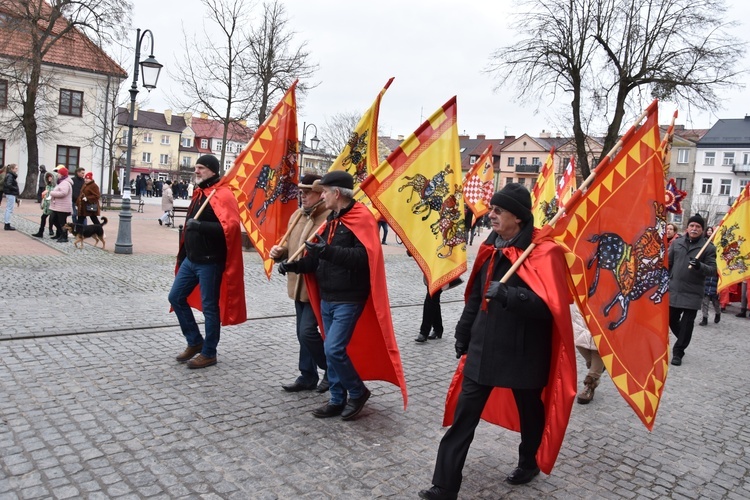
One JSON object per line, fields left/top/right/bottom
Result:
{"left": 282, "top": 202, "right": 330, "bottom": 302}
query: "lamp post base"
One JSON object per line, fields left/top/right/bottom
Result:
{"left": 114, "top": 195, "right": 134, "bottom": 254}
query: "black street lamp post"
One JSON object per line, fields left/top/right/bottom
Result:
{"left": 114, "top": 28, "right": 163, "bottom": 255}
{"left": 299, "top": 122, "right": 320, "bottom": 174}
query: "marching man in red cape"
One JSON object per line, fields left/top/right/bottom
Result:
{"left": 168, "top": 154, "right": 247, "bottom": 369}
{"left": 420, "top": 183, "right": 574, "bottom": 499}
{"left": 278, "top": 170, "right": 407, "bottom": 420}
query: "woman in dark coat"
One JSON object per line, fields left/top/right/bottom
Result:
{"left": 76, "top": 172, "right": 102, "bottom": 225}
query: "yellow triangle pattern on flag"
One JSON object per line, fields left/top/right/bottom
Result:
{"left": 549, "top": 100, "right": 669, "bottom": 430}
{"left": 329, "top": 78, "right": 394, "bottom": 217}
{"left": 220, "top": 81, "right": 299, "bottom": 278}
{"left": 715, "top": 182, "right": 750, "bottom": 293}
{"left": 360, "top": 97, "right": 466, "bottom": 296}
{"left": 531, "top": 148, "right": 557, "bottom": 228}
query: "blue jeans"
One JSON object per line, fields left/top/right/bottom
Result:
{"left": 4, "top": 195, "right": 15, "bottom": 223}
{"left": 295, "top": 300, "right": 327, "bottom": 385}
{"left": 168, "top": 258, "right": 224, "bottom": 357}
{"left": 321, "top": 300, "right": 366, "bottom": 405}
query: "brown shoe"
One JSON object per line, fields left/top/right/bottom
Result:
{"left": 187, "top": 354, "right": 217, "bottom": 369}
{"left": 175, "top": 344, "right": 203, "bottom": 363}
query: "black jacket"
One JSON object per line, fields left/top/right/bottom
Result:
{"left": 71, "top": 175, "right": 84, "bottom": 203}
{"left": 295, "top": 200, "right": 370, "bottom": 303}
{"left": 456, "top": 223, "right": 553, "bottom": 389}
{"left": 3, "top": 171, "right": 19, "bottom": 196}
{"left": 179, "top": 175, "right": 226, "bottom": 264}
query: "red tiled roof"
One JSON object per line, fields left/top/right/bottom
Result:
{"left": 191, "top": 117, "right": 254, "bottom": 143}
{"left": 0, "top": 1, "right": 127, "bottom": 78}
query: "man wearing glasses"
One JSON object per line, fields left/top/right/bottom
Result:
{"left": 420, "top": 183, "right": 574, "bottom": 499}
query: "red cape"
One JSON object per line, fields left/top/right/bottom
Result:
{"left": 305, "top": 202, "right": 408, "bottom": 408}
{"left": 443, "top": 232, "right": 576, "bottom": 474}
{"left": 177, "top": 184, "right": 247, "bottom": 326}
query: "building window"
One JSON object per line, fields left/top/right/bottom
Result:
{"left": 739, "top": 179, "right": 749, "bottom": 193}
{"left": 677, "top": 149, "right": 689, "bottom": 164}
{"left": 530, "top": 177, "right": 537, "bottom": 189}
{"left": 0, "top": 80, "right": 7, "bottom": 108}
{"left": 517, "top": 177, "right": 526, "bottom": 186}
{"left": 143, "top": 132, "right": 152, "bottom": 143}
{"left": 507, "top": 157, "right": 515, "bottom": 167}
{"left": 181, "top": 156, "right": 191, "bottom": 167}
{"left": 701, "top": 178, "right": 712, "bottom": 194}
{"left": 59, "top": 89, "right": 83, "bottom": 116}
{"left": 159, "top": 154, "right": 169, "bottom": 165}
{"left": 743, "top": 152, "right": 750, "bottom": 166}
{"left": 531, "top": 157, "right": 540, "bottom": 166}
{"left": 704, "top": 152, "right": 715, "bottom": 166}
{"left": 505, "top": 177, "right": 513, "bottom": 185}
{"left": 181, "top": 137, "right": 192, "bottom": 148}
{"left": 723, "top": 152, "right": 735, "bottom": 166}
{"left": 142, "top": 152, "right": 151, "bottom": 163}
{"left": 120, "top": 131, "right": 128, "bottom": 145}
{"left": 215, "top": 140, "right": 223, "bottom": 152}
{"left": 56, "top": 145, "right": 80, "bottom": 168}
{"left": 469, "top": 156, "right": 477, "bottom": 165}
{"left": 201, "top": 139, "right": 208, "bottom": 149}
{"left": 676, "top": 177, "right": 687, "bottom": 191}
{"left": 561, "top": 157, "right": 570, "bottom": 168}
{"left": 161, "top": 135, "right": 170, "bottom": 145}
{"left": 720, "top": 179, "right": 732, "bottom": 195}
{"left": 519, "top": 157, "right": 527, "bottom": 165}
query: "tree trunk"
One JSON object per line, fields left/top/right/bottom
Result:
{"left": 21, "top": 62, "right": 42, "bottom": 199}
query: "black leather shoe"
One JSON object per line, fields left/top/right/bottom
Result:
{"left": 418, "top": 485, "right": 458, "bottom": 500}
{"left": 341, "top": 387, "right": 370, "bottom": 420}
{"left": 671, "top": 356, "right": 682, "bottom": 366}
{"left": 316, "top": 377, "right": 330, "bottom": 393}
{"left": 427, "top": 331, "right": 443, "bottom": 340}
{"left": 312, "top": 402, "right": 345, "bottom": 418}
{"left": 282, "top": 380, "right": 317, "bottom": 392}
{"left": 415, "top": 334, "right": 428, "bottom": 343}
{"left": 506, "top": 466, "right": 540, "bottom": 485}
{"left": 699, "top": 317, "right": 708, "bottom": 326}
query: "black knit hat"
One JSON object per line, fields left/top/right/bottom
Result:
{"left": 490, "top": 183, "right": 532, "bottom": 222}
{"left": 319, "top": 170, "right": 354, "bottom": 190}
{"left": 687, "top": 213, "right": 705, "bottom": 230}
{"left": 196, "top": 154, "right": 221, "bottom": 174}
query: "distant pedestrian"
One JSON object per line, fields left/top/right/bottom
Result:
{"left": 573, "top": 304, "right": 604, "bottom": 404}
{"left": 3, "top": 164, "right": 19, "bottom": 230}
{"left": 736, "top": 280, "right": 748, "bottom": 318}
{"left": 159, "top": 180, "right": 173, "bottom": 226}
{"left": 378, "top": 215, "right": 389, "bottom": 244}
{"left": 49, "top": 166, "right": 73, "bottom": 243}
{"left": 0, "top": 165, "right": 6, "bottom": 206}
{"left": 32, "top": 171, "right": 57, "bottom": 238}
{"left": 37, "top": 165, "right": 47, "bottom": 203}
{"left": 699, "top": 271, "right": 721, "bottom": 326}
{"left": 146, "top": 176, "right": 153, "bottom": 197}
{"left": 71, "top": 168, "right": 86, "bottom": 232}
{"left": 76, "top": 172, "right": 102, "bottom": 226}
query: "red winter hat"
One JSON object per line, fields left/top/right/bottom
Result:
{"left": 84, "top": 172, "right": 93, "bottom": 180}
{"left": 57, "top": 167, "right": 69, "bottom": 177}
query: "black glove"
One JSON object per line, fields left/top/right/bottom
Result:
{"left": 485, "top": 281, "right": 509, "bottom": 305}
{"left": 185, "top": 219, "right": 201, "bottom": 232}
{"left": 455, "top": 340, "right": 468, "bottom": 359}
{"left": 689, "top": 258, "right": 700, "bottom": 269}
{"left": 305, "top": 237, "right": 328, "bottom": 258}
{"left": 278, "top": 260, "right": 299, "bottom": 276}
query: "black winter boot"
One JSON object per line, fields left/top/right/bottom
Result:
{"left": 31, "top": 226, "right": 44, "bottom": 237}
{"left": 699, "top": 317, "right": 708, "bottom": 326}
{"left": 4, "top": 223, "right": 15, "bottom": 231}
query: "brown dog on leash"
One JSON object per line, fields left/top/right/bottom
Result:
{"left": 62, "top": 217, "right": 108, "bottom": 250}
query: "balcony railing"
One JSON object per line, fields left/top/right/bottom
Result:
{"left": 515, "top": 164, "right": 540, "bottom": 173}
{"left": 732, "top": 163, "right": 750, "bottom": 174}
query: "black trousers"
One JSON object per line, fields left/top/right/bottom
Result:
{"left": 419, "top": 289, "right": 442, "bottom": 337}
{"left": 669, "top": 306, "right": 697, "bottom": 358}
{"left": 432, "top": 376, "right": 545, "bottom": 492}
{"left": 50, "top": 211, "right": 68, "bottom": 237}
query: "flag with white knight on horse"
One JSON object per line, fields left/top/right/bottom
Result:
{"left": 360, "top": 96, "right": 466, "bottom": 296}
{"left": 220, "top": 81, "right": 300, "bottom": 278}
{"left": 548, "top": 100, "right": 669, "bottom": 430}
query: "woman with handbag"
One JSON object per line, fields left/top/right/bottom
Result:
{"left": 76, "top": 172, "right": 102, "bottom": 227}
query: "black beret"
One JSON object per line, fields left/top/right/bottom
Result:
{"left": 319, "top": 170, "right": 354, "bottom": 190}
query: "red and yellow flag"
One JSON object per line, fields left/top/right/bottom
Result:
{"left": 220, "top": 81, "right": 299, "bottom": 278}
{"left": 556, "top": 156, "right": 576, "bottom": 206}
{"left": 463, "top": 145, "right": 494, "bottom": 219}
{"left": 329, "top": 78, "right": 394, "bottom": 216}
{"left": 360, "top": 97, "right": 466, "bottom": 296}
{"left": 550, "top": 100, "right": 668, "bottom": 430}
{"left": 715, "top": 183, "right": 750, "bottom": 293}
{"left": 531, "top": 148, "right": 557, "bottom": 228}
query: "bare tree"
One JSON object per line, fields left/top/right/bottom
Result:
{"left": 171, "top": 0, "right": 257, "bottom": 172}
{"left": 488, "top": 0, "right": 745, "bottom": 178}
{"left": 320, "top": 111, "right": 361, "bottom": 156}
{"left": 0, "top": 0, "right": 131, "bottom": 198}
{"left": 245, "top": 0, "right": 317, "bottom": 126}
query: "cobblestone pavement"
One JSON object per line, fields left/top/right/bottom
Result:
{"left": 1, "top": 209, "right": 750, "bottom": 499}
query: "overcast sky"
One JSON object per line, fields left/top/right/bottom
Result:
{"left": 125, "top": 0, "right": 750, "bottom": 140}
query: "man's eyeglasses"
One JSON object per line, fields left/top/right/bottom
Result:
{"left": 490, "top": 206, "right": 508, "bottom": 216}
